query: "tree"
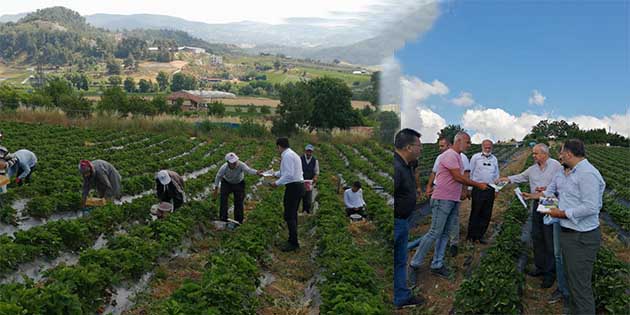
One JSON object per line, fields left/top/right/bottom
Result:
{"left": 43, "top": 76, "right": 74, "bottom": 107}
{"left": 309, "top": 77, "right": 357, "bottom": 131}
{"left": 170, "top": 73, "right": 197, "bottom": 91}
{"left": 60, "top": 94, "right": 92, "bottom": 118}
{"left": 99, "top": 86, "right": 128, "bottom": 113}
{"left": 123, "top": 77, "right": 137, "bottom": 93}
{"left": 124, "top": 53, "right": 136, "bottom": 70}
{"left": 106, "top": 59, "right": 121, "bottom": 75}
{"left": 376, "top": 111, "right": 400, "bottom": 143}
{"left": 108, "top": 76, "right": 122, "bottom": 87}
{"left": 156, "top": 71, "right": 169, "bottom": 91}
{"left": 138, "top": 79, "right": 152, "bottom": 93}
{"left": 169, "top": 98, "right": 183, "bottom": 114}
{"left": 272, "top": 81, "right": 312, "bottom": 135}
{"left": 207, "top": 101, "right": 225, "bottom": 117}
{"left": 437, "top": 125, "right": 466, "bottom": 144}
{"left": 239, "top": 85, "right": 254, "bottom": 96}
{"left": 368, "top": 71, "right": 380, "bottom": 105}
{"left": 0, "top": 85, "right": 22, "bottom": 110}
{"left": 152, "top": 95, "right": 168, "bottom": 114}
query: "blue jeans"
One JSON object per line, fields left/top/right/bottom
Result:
{"left": 553, "top": 222, "right": 569, "bottom": 297}
{"left": 410, "top": 199, "right": 460, "bottom": 269}
{"left": 394, "top": 217, "right": 412, "bottom": 306}
{"left": 407, "top": 205, "right": 460, "bottom": 250}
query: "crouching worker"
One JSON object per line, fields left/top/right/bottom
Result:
{"left": 79, "top": 159, "right": 122, "bottom": 209}
{"left": 344, "top": 181, "right": 367, "bottom": 217}
{"left": 4, "top": 149, "right": 37, "bottom": 186}
{"left": 156, "top": 170, "right": 185, "bottom": 211}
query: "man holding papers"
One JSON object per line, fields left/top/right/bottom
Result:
{"left": 497, "top": 143, "right": 563, "bottom": 289}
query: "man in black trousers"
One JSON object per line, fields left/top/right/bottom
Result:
{"left": 299, "top": 144, "right": 319, "bottom": 214}
{"left": 271, "top": 137, "right": 305, "bottom": 252}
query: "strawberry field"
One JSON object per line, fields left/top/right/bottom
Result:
{"left": 0, "top": 121, "right": 396, "bottom": 314}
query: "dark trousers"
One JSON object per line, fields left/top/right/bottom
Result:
{"left": 346, "top": 207, "right": 365, "bottom": 217}
{"left": 220, "top": 179, "right": 245, "bottom": 224}
{"left": 16, "top": 165, "right": 35, "bottom": 183}
{"left": 284, "top": 182, "right": 304, "bottom": 246}
{"left": 560, "top": 227, "right": 600, "bottom": 315}
{"left": 532, "top": 200, "right": 555, "bottom": 277}
{"left": 467, "top": 187, "right": 495, "bottom": 241}
{"left": 300, "top": 189, "right": 313, "bottom": 213}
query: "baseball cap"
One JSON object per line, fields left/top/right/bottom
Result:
{"left": 305, "top": 144, "right": 314, "bottom": 151}
{"left": 156, "top": 170, "right": 171, "bottom": 185}
{"left": 225, "top": 152, "right": 239, "bottom": 164}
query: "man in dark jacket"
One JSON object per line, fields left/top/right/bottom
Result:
{"left": 156, "top": 169, "right": 185, "bottom": 210}
{"left": 299, "top": 144, "right": 319, "bottom": 214}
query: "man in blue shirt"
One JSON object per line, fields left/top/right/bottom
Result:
{"left": 548, "top": 139, "right": 605, "bottom": 315}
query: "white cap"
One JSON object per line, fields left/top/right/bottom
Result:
{"left": 305, "top": 144, "right": 314, "bottom": 151}
{"left": 225, "top": 152, "right": 239, "bottom": 164}
{"left": 156, "top": 170, "right": 171, "bottom": 185}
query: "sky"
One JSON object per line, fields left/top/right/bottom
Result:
{"left": 1, "top": 0, "right": 384, "bottom": 25}
{"left": 391, "top": 0, "right": 630, "bottom": 143}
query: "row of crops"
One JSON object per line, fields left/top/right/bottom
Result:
{"left": 0, "top": 121, "right": 399, "bottom": 314}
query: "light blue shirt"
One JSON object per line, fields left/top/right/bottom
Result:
{"left": 509, "top": 158, "right": 563, "bottom": 192}
{"left": 7, "top": 149, "right": 37, "bottom": 180}
{"left": 274, "top": 148, "right": 304, "bottom": 186}
{"left": 543, "top": 169, "right": 570, "bottom": 198}
{"left": 557, "top": 159, "right": 605, "bottom": 232}
{"left": 469, "top": 152, "right": 499, "bottom": 184}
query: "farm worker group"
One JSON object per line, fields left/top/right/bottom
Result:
{"left": 393, "top": 128, "right": 605, "bottom": 315}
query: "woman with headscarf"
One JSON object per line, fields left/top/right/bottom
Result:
{"left": 155, "top": 169, "right": 185, "bottom": 210}
{"left": 79, "top": 159, "right": 122, "bottom": 208}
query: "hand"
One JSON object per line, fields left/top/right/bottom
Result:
{"left": 256, "top": 170, "right": 263, "bottom": 176}
{"left": 425, "top": 186, "right": 433, "bottom": 198}
{"left": 549, "top": 208, "right": 567, "bottom": 218}
{"left": 14, "top": 178, "right": 21, "bottom": 185}
{"left": 476, "top": 182, "right": 488, "bottom": 191}
{"left": 212, "top": 188, "right": 218, "bottom": 198}
{"left": 416, "top": 187, "right": 423, "bottom": 196}
{"left": 535, "top": 186, "right": 546, "bottom": 193}
{"left": 496, "top": 177, "right": 509, "bottom": 184}
{"left": 521, "top": 192, "right": 535, "bottom": 200}
{"left": 270, "top": 182, "right": 278, "bottom": 188}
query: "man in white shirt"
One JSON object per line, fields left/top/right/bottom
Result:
{"left": 344, "top": 181, "right": 366, "bottom": 217}
{"left": 467, "top": 139, "right": 500, "bottom": 244}
{"left": 271, "top": 137, "right": 304, "bottom": 252}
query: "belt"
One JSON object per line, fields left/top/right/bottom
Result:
{"left": 560, "top": 226, "right": 577, "bottom": 233}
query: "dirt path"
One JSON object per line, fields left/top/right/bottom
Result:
{"left": 398, "top": 148, "right": 530, "bottom": 314}
{"left": 257, "top": 211, "right": 319, "bottom": 315}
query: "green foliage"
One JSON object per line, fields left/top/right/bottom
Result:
{"left": 156, "top": 71, "right": 170, "bottom": 91}
{"left": 124, "top": 77, "right": 137, "bottom": 93}
{"left": 438, "top": 124, "right": 466, "bottom": 144}
{"left": 106, "top": 59, "right": 122, "bottom": 75}
{"left": 376, "top": 111, "right": 399, "bottom": 143}
{"left": 170, "top": 73, "right": 197, "bottom": 92}
{"left": 207, "top": 101, "right": 225, "bottom": 117}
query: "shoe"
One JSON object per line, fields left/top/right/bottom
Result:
{"left": 408, "top": 265, "right": 420, "bottom": 287}
{"left": 547, "top": 289, "right": 564, "bottom": 304}
{"left": 280, "top": 242, "right": 299, "bottom": 252}
{"left": 396, "top": 295, "right": 426, "bottom": 309}
{"left": 541, "top": 275, "right": 555, "bottom": 288}
{"left": 449, "top": 245, "right": 458, "bottom": 257}
{"left": 430, "top": 266, "right": 450, "bottom": 279}
{"left": 527, "top": 269, "right": 544, "bottom": 277}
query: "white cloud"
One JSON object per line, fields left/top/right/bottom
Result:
{"left": 461, "top": 107, "right": 630, "bottom": 143}
{"left": 417, "top": 108, "right": 447, "bottom": 143}
{"left": 528, "top": 89, "right": 546, "bottom": 106}
{"left": 400, "top": 76, "right": 449, "bottom": 133}
{"left": 451, "top": 91, "right": 475, "bottom": 107}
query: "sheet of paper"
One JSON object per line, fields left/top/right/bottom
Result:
{"left": 489, "top": 182, "right": 507, "bottom": 192}
{"left": 514, "top": 187, "right": 528, "bottom": 208}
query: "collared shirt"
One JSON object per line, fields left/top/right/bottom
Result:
{"left": 508, "top": 158, "right": 563, "bottom": 192}
{"left": 394, "top": 151, "right": 416, "bottom": 219}
{"left": 7, "top": 149, "right": 37, "bottom": 179}
{"left": 431, "top": 152, "right": 469, "bottom": 185}
{"left": 344, "top": 188, "right": 366, "bottom": 208}
{"left": 543, "top": 169, "right": 570, "bottom": 198}
{"left": 274, "top": 148, "right": 304, "bottom": 186}
{"left": 214, "top": 161, "right": 258, "bottom": 187}
{"left": 470, "top": 152, "right": 499, "bottom": 184}
{"left": 556, "top": 159, "right": 605, "bottom": 232}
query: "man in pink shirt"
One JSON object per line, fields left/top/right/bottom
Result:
{"left": 409, "top": 132, "right": 488, "bottom": 284}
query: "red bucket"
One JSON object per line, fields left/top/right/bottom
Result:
{"left": 304, "top": 180, "right": 313, "bottom": 192}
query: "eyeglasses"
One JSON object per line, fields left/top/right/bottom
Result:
{"left": 483, "top": 162, "right": 492, "bottom": 166}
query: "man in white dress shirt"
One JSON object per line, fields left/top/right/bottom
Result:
{"left": 467, "top": 140, "right": 499, "bottom": 243}
{"left": 271, "top": 137, "right": 304, "bottom": 252}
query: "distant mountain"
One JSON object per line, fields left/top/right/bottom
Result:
{"left": 0, "top": 13, "right": 27, "bottom": 23}
{"left": 85, "top": 13, "right": 373, "bottom": 49}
